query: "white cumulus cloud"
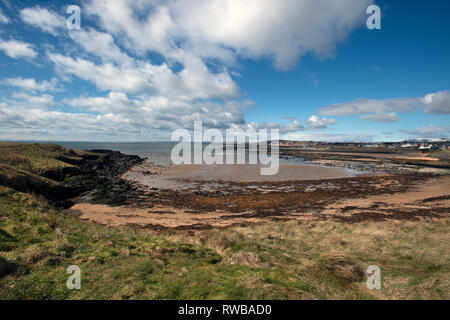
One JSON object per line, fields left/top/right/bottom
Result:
{"left": 48, "top": 51, "right": 239, "bottom": 100}
{"left": 318, "top": 97, "right": 420, "bottom": 117}
{"left": 0, "top": 38, "right": 37, "bottom": 59}
{"left": 68, "top": 28, "right": 134, "bottom": 66}
{"left": 2, "top": 77, "right": 59, "bottom": 92}
{"left": 317, "top": 91, "right": 450, "bottom": 121}
{"left": 9, "top": 92, "right": 55, "bottom": 109}
{"left": 234, "top": 118, "right": 305, "bottom": 135}
{"left": 306, "top": 115, "right": 338, "bottom": 128}
{"left": 85, "top": 0, "right": 371, "bottom": 70}
{"left": 423, "top": 91, "right": 450, "bottom": 114}
{"left": 360, "top": 112, "right": 400, "bottom": 122}
{"left": 400, "top": 125, "right": 450, "bottom": 139}
{"left": 20, "top": 6, "right": 65, "bottom": 35}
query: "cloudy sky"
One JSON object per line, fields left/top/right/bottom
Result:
{"left": 0, "top": 0, "right": 449, "bottom": 142}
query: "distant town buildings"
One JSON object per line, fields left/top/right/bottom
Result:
{"left": 277, "top": 139, "right": 450, "bottom": 151}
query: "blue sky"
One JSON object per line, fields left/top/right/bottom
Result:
{"left": 0, "top": 0, "right": 449, "bottom": 141}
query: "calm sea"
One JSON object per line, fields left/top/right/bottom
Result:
{"left": 52, "top": 141, "right": 305, "bottom": 166}
{"left": 56, "top": 142, "right": 177, "bottom": 166}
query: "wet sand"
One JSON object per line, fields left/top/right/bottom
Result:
{"left": 65, "top": 203, "right": 262, "bottom": 229}
{"left": 123, "top": 163, "right": 355, "bottom": 191}
{"left": 164, "top": 164, "right": 353, "bottom": 181}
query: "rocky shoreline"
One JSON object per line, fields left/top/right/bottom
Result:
{"left": 50, "top": 150, "right": 144, "bottom": 208}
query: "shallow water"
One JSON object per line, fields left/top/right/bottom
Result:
{"left": 161, "top": 163, "right": 354, "bottom": 182}
{"left": 56, "top": 141, "right": 177, "bottom": 166}
{"left": 56, "top": 142, "right": 309, "bottom": 166}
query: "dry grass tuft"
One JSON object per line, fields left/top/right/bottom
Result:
{"left": 17, "top": 244, "right": 65, "bottom": 266}
{"left": 222, "top": 251, "right": 267, "bottom": 268}
{"left": 315, "top": 254, "right": 365, "bottom": 284}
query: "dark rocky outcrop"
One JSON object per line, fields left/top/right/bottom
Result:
{"left": 56, "top": 150, "right": 144, "bottom": 208}
{"left": 0, "top": 146, "right": 145, "bottom": 208}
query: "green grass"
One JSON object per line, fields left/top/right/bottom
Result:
{"left": 0, "top": 186, "right": 228, "bottom": 299}
{"left": 0, "top": 142, "right": 96, "bottom": 175}
{"left": 0, "top": 142, "right": 102, "bottom": 197}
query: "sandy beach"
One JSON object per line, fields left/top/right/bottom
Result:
{"left": 66, "top": 172, "right": 450, "bottom": 230}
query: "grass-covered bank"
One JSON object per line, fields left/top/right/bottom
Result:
{"left": 0, "top": 142, "right": 448, "bottom": 299}
{"left": 0, "top": 142, "right": 143, "bottom": 207}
